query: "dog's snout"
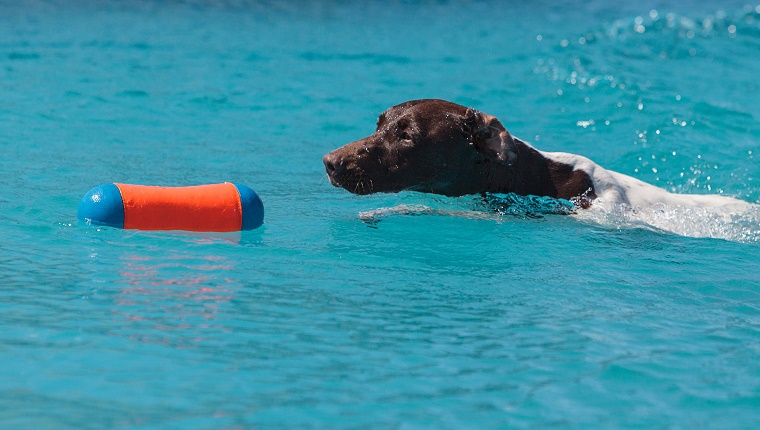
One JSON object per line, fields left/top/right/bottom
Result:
{"left": 323, "top": 152, "right": 344, "bottom": 176}
{"left": 324, "top": 159, "right": 338, "bottom": 175}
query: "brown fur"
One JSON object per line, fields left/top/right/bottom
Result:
{"left": 323, "top": 99, "right": 596, "bottom": 206}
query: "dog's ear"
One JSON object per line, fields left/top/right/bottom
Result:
{"left": 462, "top": 108, "right": 518, "bottom": 165}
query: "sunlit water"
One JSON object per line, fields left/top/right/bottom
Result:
{"left": 1, "top": 1, "right": 759, "bottom": 428}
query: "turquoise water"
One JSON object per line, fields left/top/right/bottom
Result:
{"left": 2, "top": 0, "right": 760, "bottom": 427}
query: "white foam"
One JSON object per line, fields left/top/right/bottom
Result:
{"left": 359, "top": 204, "right": 490, "bottom": 222}
{"left": 577, "top": 200, "right": 760, "bottom": 242}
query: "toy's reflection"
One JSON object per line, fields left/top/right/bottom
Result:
{"left": 113, "top": 251, "right": 240, "bottom": 347}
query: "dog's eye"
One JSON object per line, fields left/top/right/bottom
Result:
{"left": 476, "top": 127, "right": 495, "bottom": 140}
{"left": 400, "top": 131, "right": 413, "bottom": 142}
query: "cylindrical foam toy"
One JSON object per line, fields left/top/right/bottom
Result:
{"left": 78, "top": 182, "right": 264, "bottom": 231}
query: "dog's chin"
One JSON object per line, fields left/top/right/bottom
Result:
{"left": 327, "top": 177, "right": 375, "bottom": 195}
{"left": 330, "top": 177, "right": 408, "bottom": 196}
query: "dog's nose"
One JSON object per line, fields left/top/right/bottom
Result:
{"left": 323, "top": 153, "right": 344, "bottom": 176}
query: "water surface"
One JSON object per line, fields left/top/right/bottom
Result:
{"left": 1, "top": 1, "right": 759, "bottom": 428}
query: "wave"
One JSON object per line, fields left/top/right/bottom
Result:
{"left": 604, "top": 6, "right": 760, "bottom": 43}
{"left": 358, "top": 192, "right": 760, "bottom": 243}
{"left": 534, "top": 5, "right": 760, "bottom": 94}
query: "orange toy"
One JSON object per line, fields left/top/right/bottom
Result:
{"left": 78, "top": 182, "right": 264, "bottom": 231}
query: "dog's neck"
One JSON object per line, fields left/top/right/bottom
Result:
{"left": 475, "top": 138, "right": 595, "bottom": 201}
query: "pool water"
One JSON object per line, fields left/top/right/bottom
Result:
{"left": 2, "top": 0, "right": 760, "bottom": 428}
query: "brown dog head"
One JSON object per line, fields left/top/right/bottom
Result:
{"left": 322, "top": 99, "right": 518, "bottom": 196}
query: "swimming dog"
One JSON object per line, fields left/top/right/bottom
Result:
{"left": 323, "top": 99, "right": 748, "bottom": 210}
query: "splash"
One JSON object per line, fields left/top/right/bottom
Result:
{"left": 358, "top": 193, "right": 760, "bottom": 243}
{"left": 576, "top": 199, "right": 760, "bottom": 243}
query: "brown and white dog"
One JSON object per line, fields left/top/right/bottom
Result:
{"left": 323, "top": 99, "right": 749, "bottom": 210}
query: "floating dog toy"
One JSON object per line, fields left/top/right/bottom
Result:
{"left": 78, "top": 182, "right": 264, "bottom": 231}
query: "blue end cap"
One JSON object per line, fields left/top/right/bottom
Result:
{"left": 77, "top": 183, "right": 125, "bottom": 228}
{"left": 234, "top": 183, "right": 264, "bottom": 230}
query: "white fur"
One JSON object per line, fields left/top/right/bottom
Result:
{"left": 532, "top": 144, "right": 759, "bottom": 241}
{"left": 539, "top": 150, "right": 752, "bottom": 210}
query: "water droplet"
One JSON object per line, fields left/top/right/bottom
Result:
{"left": 536, "top": 35, "right": 543, "bottom": 41}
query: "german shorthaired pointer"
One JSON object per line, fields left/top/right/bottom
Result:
{"left": 323, "top": 99, "right": 748, "bottom": 210}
